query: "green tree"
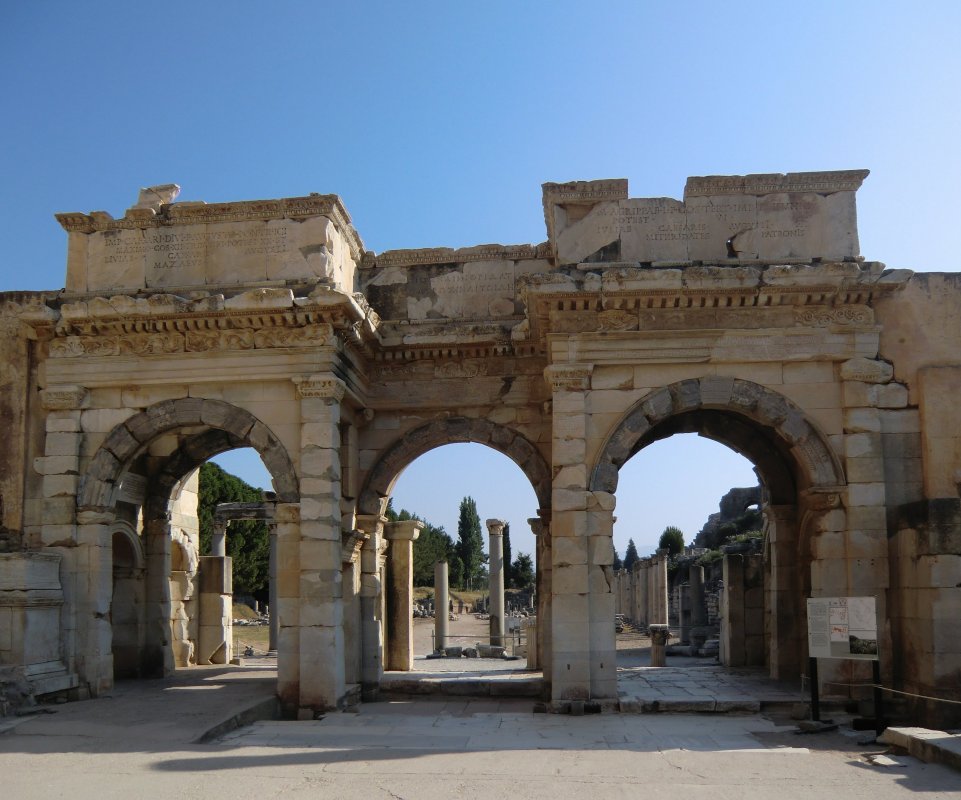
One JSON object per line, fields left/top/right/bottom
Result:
{"left": 457, "top": 496, "right": 485, "bottom": 589}
{"left": 658, "top": 525, "right": 685, "bottom": 556}
{"left": 502, "top": 522, "right": 512, "bottom": 589}
{"left": 623, "top": 538, "right": 639, "bottom": 571}
{"left": 198, "top": 462, "right": 269, "bottom": 595}
{"left": 612, "top": 545, "right": 623, "bottom": 571}
{"left": 511, "top": 552, "right": 535, "bottom": 591}
{"left": 412, "top": 520, "right": 454, "bottom": 586}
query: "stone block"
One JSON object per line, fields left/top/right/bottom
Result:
{"left": 812, "top": 531, "right": 845, "bottom": 560}
{"left": 875, "top": 383, "right": 908, "bottom": 408}
{"left": 299, "top": 539, "right": 342, "bottom": 570}
{"left": 844, "top": 408, "right": 881, "bottom": 433}
{"left": 552, "top": 437, "right": 585, "bottom": 466}
{"left": 588, "top": 536, "right": 614, "bottom": 566}
{"left": 880, "top": 409, "right": 921, "bottom": 435}
{"left": 845, "top": 530, "right": 886, "bottom": 559}
{"left": 46, "top": 412, "right": 82, "bottom": 433}
{"left": 845, "top": 432, "right": 882, "bottom": 459}
{"left": 782, "top": 361, "right": 835, "bottom": 384}
{"left": 918, "top": 555, "right": 961, "bottom": 588}
{"left": 553, "top": 536, "right": 588, "bottom": 566}
{"left": 589, "top": 389, "right": 637, "bottom": 414}
{"left": 847, "top": 483, "right": 885, "bottom": 507}
{"left": 553, "top": 563, "right": 589, "bottom": 594}
{"left": 840, "top": 357, "right": 893, "bottom": 383}
{"left": 846, "top": 457, "right": 885, "bottom": 483}
{"left": 553, "top": 413, "right": 586, "bottom": 440}
{"left": 552, "top": 489, "right": 588, "bottom": 512}
{"left": 553, "top": 464, "right": 588, "bottom": 489}
{"left": 592, "top": 365, "right": 634, "bottom": 390}
{"left": 44, "top": 432, "right": 81, "bottom": 457}
{"left": 846, "top": 505, "right": 886, "bottom": 531}
{"left": 43, "top": 474, "right": 79, "bottom": 498}
{"left": 34, "top": 455, "right": 80, "bottom": 476}
{"left": 550, "top": 512, "right": 587, "bottom": 538}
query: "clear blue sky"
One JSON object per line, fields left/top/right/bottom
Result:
{"left": 3, "top": 2, "right": 958, "bottom": 561}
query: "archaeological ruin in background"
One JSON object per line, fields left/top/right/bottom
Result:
{"left": 1, "top": 171, "right": 959, "bottom": 725}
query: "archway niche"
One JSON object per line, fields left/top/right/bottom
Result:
{"left": 77, "top": 398, "right": 299, "bottom": 687}
{"left": 591, "top": 378, "right": 845, "bottom": 682}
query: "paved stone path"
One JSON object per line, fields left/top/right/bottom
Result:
{"left": 2, "top": 667, "right": 958, "bottom": 800}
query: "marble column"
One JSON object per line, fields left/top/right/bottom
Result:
{"left": 434, "top": 560, "right": 449, "bottom": 653}
{"left": 211, "top": 521, "right": 227, "bottom": 558}
{"left": 384, "top": 519, "right": 422, "bottom": 671}
{"left": 486, "top": 519, "right": 506, "bottom": 647}
{"left": 649, "top": 624, "right": 670, "bottom": 667}
{"left": 690, "top": 564, "right": 706, "bottom": 627}
{"left": 268, "top": 526, "right": 278, "bottom": 653}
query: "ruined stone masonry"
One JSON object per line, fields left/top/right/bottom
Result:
{"left": 1, "top": 171, "right": 959, "bottom": 726}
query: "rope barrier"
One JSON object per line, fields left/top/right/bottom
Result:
{"left": 814, "top": 678, "right": 961, "bottom": 707}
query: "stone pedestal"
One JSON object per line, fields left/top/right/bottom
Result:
{"left": 434, "top": 560, "right": 449, "bottom": 653}
{"left": 649, "top": 624, "right": 670, "bottom": 668}
{"left": 197, "top": 556, "right": 232, "bottom": 665}
{"left": 486, "top": 519, "right": 506, "bottom": 647}
{"left": 384, "top": 519, "right": 422, "bottom": 671}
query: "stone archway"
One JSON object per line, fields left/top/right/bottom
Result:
{"left": 109, "top": 521, "right": 145, "bottom": 679}
{"left": 358, "top": 417, "right": 551, "bottom": 516}
{"left": 590, "top": 377, "right": 846, "bottom": 682}
{"left": 355, "top": 417, "right": 553, "bottom": 691}
{"left": 76, "top": 398, "right": 300, "bottom": 685}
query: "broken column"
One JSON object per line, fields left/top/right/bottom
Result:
{"left": 384, "top": 519, "right": 422, "bottom": 670}
{"left": 486, "top": 519, "right": 506, "bottom": 647}
{"left": 434, "top": 559, "right": 449, "bottom": 653}
{"left": 649, "top": 624, "right": 669, "bottom": 667}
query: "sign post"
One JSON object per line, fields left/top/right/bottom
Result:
{"left": 806, "top": 597, "right": 883, "bottom": 735}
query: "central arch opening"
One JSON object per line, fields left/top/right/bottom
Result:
{"left": 377, "top": 440, "right": 543, "bottom": 688}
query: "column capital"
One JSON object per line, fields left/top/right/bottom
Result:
{"left": 544, "top": 364, "right": 593, "bottom": 393}
{"left": 485, "top": 519, "right": 507, "bottom": 536}
{"left": 356, "top": 514, "right": 388, "bottom": 536}
{"left": 341, "top": 529, "right": 369, "bottom": 565}
{"left": 40, "top": 384, "right": 89, "bottom": 410}
{"left": 384, "top": 519, "right": 423, "bottom": 541}
{"left": 293, "top": 374, "right": 346, "bottom": 402}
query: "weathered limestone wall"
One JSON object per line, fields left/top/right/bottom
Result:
{"left": 874, "top": 275, "right": 961, "bottom": 724}
{"left": 59, "top": 187, "right": 363, "bottom": 296}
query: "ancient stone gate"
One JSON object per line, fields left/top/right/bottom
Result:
{"left": 1, "top": 172, "right": 959, "bottom": 725}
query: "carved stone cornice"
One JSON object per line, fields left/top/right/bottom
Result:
{"left": 341, "top": 529, "right": 370, "bottom": 565}
{"left": 684, "top": 170, "right": 870, "bottom": 198}
{"left": 361, "top": 243, "right": 548, "bottom": 269}
{"left": 520, "top": 262, "right": 910, "bottom": 352}
{"left": 40, "top": 385, "right": 89, "bottom": 410}
{"left": 544, "top": 364, "right": 593, "bottom": 393}
{"left": 56, "top": 194, "right": 365, "bottom": 262}
{"left": 26, "top": 285, "right": 381, "bottom": 363}
{"left": 294, "top": 375, "right": 346, "bottom": 402}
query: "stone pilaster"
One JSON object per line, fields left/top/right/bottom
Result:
{"left": 546, "top": 363, "right": 616, "bottom": 703}
{"left": 39, "top": 386, "right": 88, "bottom": 687}
{"left": 486, "top": 518, "right": 506, "bottom": 647}
{"left": 384, "top": 519, "right": 422, "bottom": 671}
{"left": 356, "top": 513, "right": 386, "bottom": 699}
{"left": 294, "top": 374, "right": 346, "bottom": 714}
{"left": 274, "top": 502, "right": 301, "bottom": 712}
{"left": 765, "top": 504, "right": 799, "bottom": 679}
{"left": 529, "top": 513, "right": 551, "bottom": 682}
{"left": 268, "top": 526, "right": 278, "bottom": 653}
